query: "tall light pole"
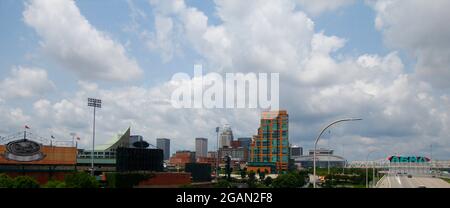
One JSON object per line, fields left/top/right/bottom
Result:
{"left": 88, "top": 98, "right": 101, "bottom": 176}
{"left": 216, "top": 126, "right": 220, "bottom": 179}
{"left": 313, "top": 118, "right": 362, "bottom": 188}
{"left": 366, "top": 150, "right": 376, "bottom": 188}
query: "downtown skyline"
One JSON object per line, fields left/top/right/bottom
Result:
{"left": 1, "top": 0, "right": 450, "bottom": 161}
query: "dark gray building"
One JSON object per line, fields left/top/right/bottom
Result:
{"left": 238, "top": 137, "right": 251, "bottom": 149}
{"left": 238, "top": 137, "right": 251, "bottom": 160}
{"left": 290, "top": 145, "right": 303, "bottom": 158}
{"left": 156, "top": 138, "right": 170, "bottom": 160}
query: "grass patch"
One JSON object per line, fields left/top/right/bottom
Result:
{"left": 441, "top": 178, "right": 450, "bottom": 184}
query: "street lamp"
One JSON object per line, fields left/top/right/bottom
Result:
{"left": 313, "top": 118, "right": 362, "bottom": 188}
{"left": 366, "top": 150, "right": 376, "bottom": 188}
{"left": 88, "top": 98, "right": 101, "bottom": 176}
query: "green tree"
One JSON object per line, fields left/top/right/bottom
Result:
{"left": 248, "top": 171, "right": 256, "bottom": 181}
{"left": 247, "top": 171, "right": 257, "bottom": 188}
{"left": 65, "top": 172, "right": 99, "bottom": 188}
{"left": 240, "top": 168, "right": 247, "bottom": 179}
{"left": 272, "top": 171, "right": 306, "bottom": 188}
{"left": 11, "top": 176, "right": 40, "bottom": 188}
{"left": 215, "top": 179, "right": 231, "bottom": 188}
{"left": 263, "top": 176, "right": 273, "bottom": 187}
{"left": 259, "top": 171, "right": 266, "bottom": 180}
{"left": 43, "top": 180, "right": 66, "bottom": 188}
{"left": 0, "top": 174, "right": 13, "bottom": 188}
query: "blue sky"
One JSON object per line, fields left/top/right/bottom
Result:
{"left": 1, "top": 0, "right": 450, "bottom": 161}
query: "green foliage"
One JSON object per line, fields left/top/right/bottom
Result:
{"left": 43, "top": 180, "right": 66, "bottom": 188}
{"left": 263, "top": 176, "right": 273, "bottom": 187}
{"left": 259, "top": 171, "right": 266, "bottom": 180}
{"left": 248, "top": 170, "right": 256, "bottom": 181}
{"left": 0, "top": 174, "right": 13, "bottom": 188}
{"left": 179, "top": 184, "right": 195, "bottom": 188}
{"left": 272, "top": 171, "right": 307, "bottom": 188}
{"left": 106, "top": 172, "right": 154, "bottom": 188}
{"left": 65, "top": 172, "right": 99, "bottom": 188}
{"left": 442, "top": 178, "right": 450, "bottom": 184}
{"left": 11, "top": 176, "right": 40, "bottom": 188}
{"left": 240, "top": 168, "right": 247, "bottom": 179}
{"left": 214, "top": 179, "right": 231, "bottom": 188}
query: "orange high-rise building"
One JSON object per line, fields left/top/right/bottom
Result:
{"left": 248, "top": 110, "right": 289, "bottom": 173}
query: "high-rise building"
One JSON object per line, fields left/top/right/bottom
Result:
{"left": 249, "top": 110, "right": 289, "bottom": 173}
{"left": 156, "top": 138, "right": 170, "bottom": 160}
{"left": 290, "top": 145, "right": 303, "bottom": 158}
{"left": 195, "top": 138, "right": 208, "bottom": 158}
{"left": 238, "top": 137, "right": 251, "bottom": 158}
{"left": 238, "top": 137, "right": 251, "bottom": 149}
{"left": 220, "top": 125, "right": 234, "bottom": 148}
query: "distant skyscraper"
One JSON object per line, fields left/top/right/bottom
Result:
{"left": 220, "top": 125, "right": 234, "bottom": 148}
{"left": 238, "top": 137, "right": 251, "bottom": 149}
{"left": 238, "top": 137, "right": 252, "bottom": 159}
{"left": 195, "top": 138, "right": 208, "bottom": 158}
{"left": 156, "top": 138, "right": 170, "bottom": 160}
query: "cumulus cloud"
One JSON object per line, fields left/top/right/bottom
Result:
{"left": 150, "top": 0, "right": 314, "bottom": 73}
{"left": 142, "top": 0, "right": 450, "bottom": 160}
{"left": 0, "top": 104, "right": 30, "bottom": 135}
{"left": 295, "top": 0, "right": 355, "bottom": 16}
{"left": 0, "top": 66, "right": 55, "bottom": 99}
{"left": 3, "top": 0, "right": 449, "bottom": 160}
{"left": 25, "top": 81, "right": 260, "bottom": 153}
{"left": 371, "top": 0, "right": 450, "bottom": 88}
{"left": 23, "top": 0, "right": 143, "bottom": 81}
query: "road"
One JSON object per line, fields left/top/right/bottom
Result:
{"left": 377, "top": 175, "right": 450, "bottom": 188}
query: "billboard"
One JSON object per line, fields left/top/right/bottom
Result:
{"left": 388, "top": 156, "right": 430, "bottom": 163}
{"left": 0, "top": 140, "right": 77, "bottom": 165}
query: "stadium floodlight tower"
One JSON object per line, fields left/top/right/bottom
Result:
{"left": 216, "top": 126, "right": 220, "bottom": 179}
{"left": 313, "top": 118, "right": 362, "bottom": 188}
{"left": 88, "top": 98, "right": 101, "bottom": 176}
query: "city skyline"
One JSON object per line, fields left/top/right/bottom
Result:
{"left": 1, "top": 0, "right": 450, "bottom": 162}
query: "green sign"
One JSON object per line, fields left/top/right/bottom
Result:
{"left": 388, "top": 156, "right": 430, "bottom": 163}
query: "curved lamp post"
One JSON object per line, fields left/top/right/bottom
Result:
{"left": 313, "top": 118, "right": 362, "bottom": 188}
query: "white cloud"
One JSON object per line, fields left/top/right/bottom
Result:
{"left": 23, "top": 81, "right": 260, "bottom": 152}
{"left": 0, "top": 66, "right": 55, "bottom": 99}
{"left": 23, "top": 0, "right": 143, "bottom": 81}
{"left": 118, "top": 0, "right": 450, "bottom": 160}
{"left": 2, "top": 0, "right": 449, "bottom": 161}
{"left": 146, "top": 15, "right": 181, "bottom": 62}
{"left": 371, "top": 0, "right": 450, "bottom": 88}
{"left": 150, "top": 0, "right": 314, "bottom": 72}
{"left": 296, "top": 0, "right": 355, "bottom": 16}
{"left": 0, "top": 104, "right": 30, "bottom": 135}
